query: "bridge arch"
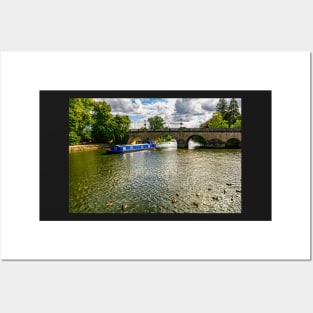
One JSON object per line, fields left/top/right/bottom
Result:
{"left": 206, "top": 138, "right": 226, "bottom": 148}
{"left": 186, "top": 135, "right": 206, "bottom": 149}
{"left": 225, "top": 137, "right": 241, "bottom": 148}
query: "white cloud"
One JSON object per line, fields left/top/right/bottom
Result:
{"left": 95, "top": 98, "right": 241, "bottom": 129}
{"left": 95, "top": 98, "right": 143, "bottom": 115}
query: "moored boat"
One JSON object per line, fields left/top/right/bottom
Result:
{"left": 107, "top": 140, "right": 156, "bottom": 154}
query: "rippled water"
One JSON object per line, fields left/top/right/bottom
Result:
{"left": 69, "top": 149, "right": 241, "bottom": 214}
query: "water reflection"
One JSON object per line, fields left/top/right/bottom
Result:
{"left": 188, "top": 139, "right": 203, "bottom": 149}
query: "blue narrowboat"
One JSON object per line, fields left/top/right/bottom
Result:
{"left": 107, "top": 140, "right": 156, "bottom": 154}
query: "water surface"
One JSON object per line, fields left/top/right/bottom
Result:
{"left": 69, "top": 149, "right": 241, "bottom": 214}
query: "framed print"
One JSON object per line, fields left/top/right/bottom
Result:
{"left": 1, "top": 52, "right": 310, "bottom": 260}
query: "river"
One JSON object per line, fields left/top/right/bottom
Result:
{"left": 69, "top": 149, "right": 241, "bottom": 213}
{"left": 69, "top": 148, "right": 241, "bottom": 214}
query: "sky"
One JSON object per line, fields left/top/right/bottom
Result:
{"left": 94, "top": 98, "right": 241, "bottom": 129}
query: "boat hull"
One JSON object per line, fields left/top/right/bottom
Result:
{"left": 107, "top": 143, "right": 156, "bottom": 154}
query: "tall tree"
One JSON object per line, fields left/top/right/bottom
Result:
{"left": 91, "top": 101, "right": 113, "bottom": 142}
{"left": 225, "top": 98, "right": 240, "bottom": 127}
{"left": 69, "top": 98, "right": 93, "bottom": 145}
{"left": 216, "top": 98, "right": 228, "bottom": 119}
{"left": 148, "top": 116, "right": 165, "bottom": 129}
{"left": 112, "top": 114, "right": 131, "bottom": 144}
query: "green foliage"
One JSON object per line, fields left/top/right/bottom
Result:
{"left": 111, "top": 114, "right": 131, "bottom": 144}
{"left": 200, "top": 98, "right": 242, "bottom": 128}
{"left": 156, "top": 134, "right": 173, "bottom": 143}
{"left": 207, "top": 112, "right": 229, "bottom": 128}
{"left": 69, "top": 131, "right": 81, "bottom": 145}
{"left": 148, "top": 116, "right": 165, "bottom": 129}
{"left": 69, "top": 98, "right": 131, "bottom": 145}
{"left": 231, "top": 118, "right": 241, "bottom": 128}
{"left": 69, "top": 98, "right": 93, "bottom": 144}
{"left": 225, "top": 98, "right": 240, "bottom": 127}
{"left": 91, "top": 101, "right": 113, "bottom": 142}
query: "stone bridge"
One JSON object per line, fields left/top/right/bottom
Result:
{"left": 128, "top": 128, "right": 241, "bottom": 148}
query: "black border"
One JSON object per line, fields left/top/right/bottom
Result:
{"left": 40, "top": 91, "right": 271, "bottom": 221}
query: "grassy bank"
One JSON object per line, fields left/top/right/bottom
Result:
{"left": 69, "top": 143, "right": 111, "bottom": 152}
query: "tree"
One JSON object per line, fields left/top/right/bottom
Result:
{"left": 69, "top": 98, "right": 93, "bottom": 145}
{"left": 206, "top": 112, "right": 229, "bottom": 128}
{"left": 111, "top": 114, "right": 131, "bottom": 144}
{"left": 68, "top": 98, "right": 131, "bottom": 145}
{"left": 200, "top": 98, "right": 241, "bottom": 129}
{"left": 231, "top": 118, "right": 241, "bottom": 128}
{"left": 91, "top": 101, "right": 113, "bottom": 143}
{"left": 148, "top": 116, "right": 165, "bottom": 129}
{"left": 225, "top": 98, "right": 240, "bottom": 127}
{"left": 216, "top": 98, "right": 228, "bottom": 119}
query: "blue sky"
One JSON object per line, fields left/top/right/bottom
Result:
{"left": 95, "top": 98, "right": 241, "bottom": 129}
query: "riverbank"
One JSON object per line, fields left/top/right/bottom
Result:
{"left": 69, "top": 143, "right": 111, "bottom": 152}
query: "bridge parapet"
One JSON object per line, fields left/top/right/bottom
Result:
{"left": 129, "top": 128, "right": 241, "bottom": 133}
{"left": 128, "top": 128, "right": 241, "bottom": 148}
